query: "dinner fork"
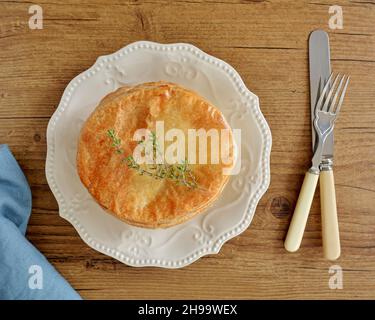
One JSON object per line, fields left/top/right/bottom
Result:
{"left": 284, "top": 73, "right": 350, "bottom": 257}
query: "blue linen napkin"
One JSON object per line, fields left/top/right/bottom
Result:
{"left": 0, "top": 144, "right": 81, "bottom": 300}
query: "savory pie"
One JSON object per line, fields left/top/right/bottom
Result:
{"left": 77, "top": 81, "right": 234, "bottom": 228}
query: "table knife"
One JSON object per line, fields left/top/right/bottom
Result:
{"left": 309, "top": 30, "right": 340, "bottom": 260}
{"left": 284, "top": 30, "right": 341, "bottom": 260}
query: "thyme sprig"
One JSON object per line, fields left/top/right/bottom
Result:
{"left": 107, "top": 129, "right": 198, "bottom": 189}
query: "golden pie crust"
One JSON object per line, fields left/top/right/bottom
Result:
{"left": 77, "top": 81, "right": 234, "bottom": 228}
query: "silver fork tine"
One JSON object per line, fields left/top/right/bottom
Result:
{"left": 315, "top": 73, "right": 334, "bottom": 113}
{"left": 328, "top": 74, "right": 345, "bottom": 113}
{"left": 333, "top": 75, "right": 350, "bottom": 116}
{"left": 323, "top": 74, "right": 340, "bottom": 112}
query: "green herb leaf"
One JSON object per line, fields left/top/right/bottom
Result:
{"left": 106, "top": 129, "right": 198, "bottom": 189}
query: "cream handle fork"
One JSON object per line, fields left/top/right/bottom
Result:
{"left": 284, "top": 171, "right": 319, "bottom": 252}
{"left": 320, "top": 169, "right": 341, "bottom": 260}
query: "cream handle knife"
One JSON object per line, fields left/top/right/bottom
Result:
{"left": 309, "top": 30, "right": 341, "bottom": 260}
{"left": 320, "top": 169, "right": 340, "bottom": 260}
{"left": 284, "top": 171, "right": 319, "bottom": 252}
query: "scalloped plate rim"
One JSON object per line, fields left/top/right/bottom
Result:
{"left": 45, "top": 41, "right": 272, "bottom": 268}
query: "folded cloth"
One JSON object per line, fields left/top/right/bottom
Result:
{"left": 0, "top": 144, "right": 81, "bottom": 300}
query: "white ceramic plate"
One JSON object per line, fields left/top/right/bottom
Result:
{"left": 46, "top": 41, "right": 272, "bottom": 268}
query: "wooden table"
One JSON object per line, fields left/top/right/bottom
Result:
{"left": 1, "top": 0, "right": 374, "bottom": 299}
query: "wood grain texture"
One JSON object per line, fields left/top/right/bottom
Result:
{"left": 0, "top": 0, "right": 374, "bottom": 299}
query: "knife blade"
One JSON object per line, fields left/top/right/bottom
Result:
{"left": 309, "top": 30, "right": 333, "bottom": 168}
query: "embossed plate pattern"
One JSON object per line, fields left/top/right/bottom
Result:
{"left": 45, "top": 41, "right": 272, "bottom": 268}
